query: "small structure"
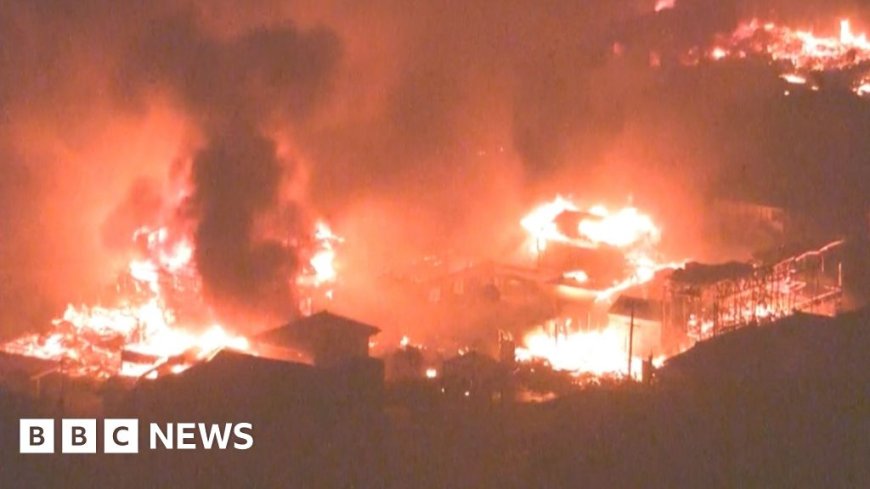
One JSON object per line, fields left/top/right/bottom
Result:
{"left": 538, "top": 240, "right": 627, "bottom": 284}
{"left": 125, "top": 348, "right": 384, "bottom": 421}
{"left": 256, "top": 311, "right": 380, "bottom": 368}
{"left": 0, "top": 352, "right": 104, "bottom": 415}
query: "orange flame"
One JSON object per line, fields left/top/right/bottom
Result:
{"left": 708, "top": 19, "right": 870, "bottom": 97}
{"left": 521, "top": 196, "right": 660, "bottom": 254}
{"left": 516, "top": 197, "right": 681, "bottom": 379}
{"left": 654, "top": 0, "right": 676, "bottom": 13}
{"left": 310, "top": 221, "right": 341, "bottom": 286}
{"left": 0, "top": 218, "right": 342, "bottom": 379}
{"left": 516, "top": 321, "right": 666, "bottom": 380}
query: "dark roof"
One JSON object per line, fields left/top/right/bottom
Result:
{"left": 670, "top": 261, "right": 754, "bottom": 285}
{"left": 608, "top": 296, "right": 662, "bottom": 322}
{"left": 196, "top": 348, "right": 311, "bottom": 372}
{"left": 256, "top": 311, "right": 381, "bottom": 346}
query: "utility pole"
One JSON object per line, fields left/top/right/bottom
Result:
{"left": 627, "top": 299, "right": 635, "bottom": 380}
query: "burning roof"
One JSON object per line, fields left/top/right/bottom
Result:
{"left": 0, "top": 214, "right": 340, "bottom": 381}
{"left": 0, "top": 0, "right": 865, "bottom": 411}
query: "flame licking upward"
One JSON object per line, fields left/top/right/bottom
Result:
{"left": 520, "top": 195, "right": 579, "bottom": 253}
{"left": 516, "top": 197, "right": 680, "bottom": 379}
{"left": 515, "top": 322, "right": 665, "bottom": 380}
{"left": 1, "top": 218, "right": 337, "bottom": 379}
{"left": 1, "top": 225, "right": 250, "bottom": 378}
{"left": 521, "top": 196, "right": 660, "bottom": 254}
{"left": 708, "top": 19, "right": 870, "bottom": 97}
{"left": 580, "top": 205, "right": 660, "bottom": 248}
{"left": 310, "top": 221, "right": 342, "bottom": 286}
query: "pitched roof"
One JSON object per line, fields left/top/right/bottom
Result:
{"left": 256, "top": 311, "right": 381, "bottom": 347}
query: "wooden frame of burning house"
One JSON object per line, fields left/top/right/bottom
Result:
{"left": 663, "top": 239, "right": 845, "bottom": 342}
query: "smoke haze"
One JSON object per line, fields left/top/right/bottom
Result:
{"left": 0, "top": 0, "right": 867, "bottom": 335}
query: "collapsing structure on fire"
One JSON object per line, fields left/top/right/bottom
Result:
{"left": 0, "top": 216, "right": 366, "bottom": 413}
{"left": 368, "top": 190, "right": 856, "bottom": 396}
{"left": 0, "top": 1, "right": 869, "bottom": 485}
{"left": 0, "top": 183, "right": 858, "bottom": 413}
{"left": 0, "top": 309, "right": 385, "bottom": 416}
{"left": 0, "top": 0, "right": 867, "bottom": 430}
{"left": 665, "top": 239, "right": 845, "bottom": 341}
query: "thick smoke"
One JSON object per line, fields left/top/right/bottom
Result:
{"left": 0, "top": 0, "right": 867, "bottom": 336}
{"left": 118, "top": 9, "right": 342, "bottom": 324}
{"left": 188, "top": 125, "right": 297, "bottom": 323}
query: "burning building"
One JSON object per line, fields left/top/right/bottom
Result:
{"left": 0, "top": 309, "right": 386, "bottom": 416}
{"left": 706, "top": 19, "right": 870, "bottom": 98}
{"left": 497, "top": 196, "right": 852, "bottom": 385}
{"left": 0, "top": 2, "right": 867, "bottom": 486}
{"left": 0, "top": 211, "right": 354, "bottom": 414}
{"left": 664, "top": 239, "right": 845, "bottom": 342}
{"left": 508, "top": 196, "right": 680, "bottom": 380}
{"left": 256, "top": 311, "right": 381, "bottom": 369}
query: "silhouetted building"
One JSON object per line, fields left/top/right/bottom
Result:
{"left": 256, "top": 311, "right": 380, "bottom": 368}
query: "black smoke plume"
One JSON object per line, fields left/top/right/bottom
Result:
{"left": 0, "top": 0, "right": 867, "bottom": 337}
{"left": 120, "top": 9, "right": 342, "bottom": 323}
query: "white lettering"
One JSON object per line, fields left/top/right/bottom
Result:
{"left": 233, "top": 423, "right": 254, "bottom": 450}
{"left": 198, "top": 423, "right": 232, "bottom": 449}
{"left": 176, "top": 423, "right": 196, "bottom": 449}
{"left": 149, "top": 423, "right": 173, "bottom": 449}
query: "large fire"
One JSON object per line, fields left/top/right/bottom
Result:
{"left": 302, "top": 221, "right": 343, "bottom": 289}
{"left": 515, "top": 323, "right": 665, "bottom": 381}
{"left": 515, "top": 196, "right": 680, "bottom": 379}
{"left": 521, "top": 196, "right": 660, "bottom": 253}
{"left": 706, "top": 19, "right": 870, "bottom": 97}
{"left": 1, "top": 219, "right": 339, "bottom": 380}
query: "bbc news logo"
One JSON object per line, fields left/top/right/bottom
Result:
{"left": 20, "top": 419, "right": 253, "bottom": 453}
